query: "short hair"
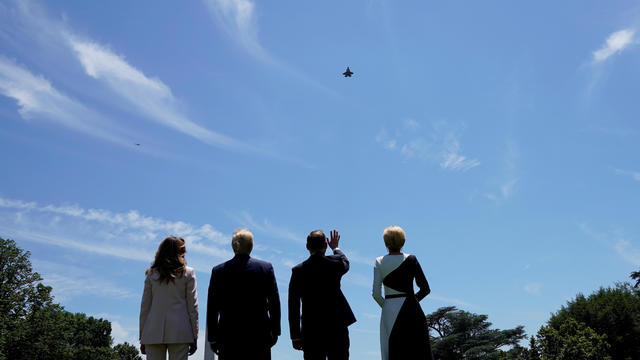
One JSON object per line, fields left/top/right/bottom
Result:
{"left": 232, "top": 228, "right": 254, "bottom": 255}
{"left": 383, "top": 225, "right": 405, "bottom": 252}
{"left": 306, "top": 230, "right": 326, "bottom": 251}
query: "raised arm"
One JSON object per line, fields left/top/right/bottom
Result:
{"left": 328, "top": 230, "right": 349, "bottom": 275}
{"left": 332, "top": 248, "right": 350, "bottom": 275}
{"left": 185, "top": 268, "right": 199, "bottom": 342}
{"left": 139, "top": 274, "right": 152, "bottom": 341}
{"left": 413, "top": 256, "right": 431, "bottom": 301}
{"left": 372, "top": 259, "right": 384, "bottom": 307}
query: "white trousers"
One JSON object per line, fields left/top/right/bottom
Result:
{"left": 146, "top": 343, "right": 190, "bottom": 360}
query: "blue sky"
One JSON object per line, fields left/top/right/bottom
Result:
{"left": 1, "top": 0, "right": 639, "bottom": 358}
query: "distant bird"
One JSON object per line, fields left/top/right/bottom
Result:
{"left": 343, "top": 66, "right": 353, "bottom": 77}
{"left": 135, "top": 143, "right": 140, "bottom": 146}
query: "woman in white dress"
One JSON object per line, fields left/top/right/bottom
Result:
{"left": 372, "top": 226, "right": 433, "bottom": 360}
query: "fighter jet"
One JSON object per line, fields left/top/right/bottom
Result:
{"left": 343, "top": 67, "right": 353, "bottom": 77}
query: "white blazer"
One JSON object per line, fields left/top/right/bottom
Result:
{"left": 139, "top": 266, "right": 199, "bottom": 344}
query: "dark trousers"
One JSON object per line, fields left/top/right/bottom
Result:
{"left": 303, "top": 327, "right": 349, "bottom": 360}
{"left": 219, "top": 345, "right": 270, "bottom": 360}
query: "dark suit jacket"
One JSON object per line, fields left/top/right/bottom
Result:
{"left": 288, "top": 249, "right": 356, "bottom": 341}
{"left": 207, "top": 254, "right": 281, "bottom": 348}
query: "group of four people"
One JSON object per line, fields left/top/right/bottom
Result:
{"left": 139, "top": 226, "right": 433, "bottom": 360}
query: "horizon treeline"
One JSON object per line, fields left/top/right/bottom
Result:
{"left": 426, "top": 270, "right": 640, "bottom": 359}
{"left": 0, "top": 237, "right": 141, "bottom": 360}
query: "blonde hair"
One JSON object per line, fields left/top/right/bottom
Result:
{"left": 383, "top": 225, "right": 406, "bottom": 252}
{"left": 232, "top": 228, "right": 254, "bottom": 255}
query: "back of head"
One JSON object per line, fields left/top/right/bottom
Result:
{"left": 383, "top": 225, "right": 406, "bottom": 252}
{"left": 232, "top": 228, "right": 254, "bottom": 255}
{"left": 148, "top": 235, "right": 187, "bottom": 283}
{"left": 306, "top": 230, "right": 326, "bottom": 252}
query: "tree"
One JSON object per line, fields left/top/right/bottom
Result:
{"left": 526, "top": 336, "right": 540, "bottom": 360}
{"left": 631, "top": 271, "right": 640, "bottom": 288}
{"left": 536, "top": 318, "right": 610, "bottom": 360}
{"left": 0, "top": 237, "right": 50, "bottom": 360}
{"left": 114, "top": 342, "right": 143, "bottom": 360}
{"left": 426, "top": 306, "right": 526, "bottom": 360}
{"left": 0, "top": 237, "right": 139, "bottom": 360}
{"left": 546, "top": 283, "right": 640, "bottom": 359}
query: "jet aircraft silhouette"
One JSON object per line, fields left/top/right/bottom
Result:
{"left": 343, "top": 67, "right": 353, "bottom": 77}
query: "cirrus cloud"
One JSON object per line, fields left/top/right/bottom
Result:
{"left": 593, "top": 29, "right": 636, "bottom": 63}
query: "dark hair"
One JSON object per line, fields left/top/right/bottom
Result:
{"left": 306, "top": 230, "right": 326, "bottom": 251}
{"left": 147, "top": 236, "right": 187, "bottom": 283}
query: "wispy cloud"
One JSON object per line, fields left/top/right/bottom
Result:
{"left": 343, "top": 249, "right": 376, "bottom": 266}
{"left": 484, "top": 138, "right": 519, "bottom": 202}
{"left": 203, "top": 0, "right": 271, "bottom": 62}
{"left": 429, "top": 294, "right": 475, "bottom": 308}
{"left": 614, "top": 168, "right": 640, "bottom": 181}
{"left": 614, "top": 240, "right": 640, "bottom": 266}
{"left": 579, "top": 222, "right": 640, "bottom": 266}
{"left": 0, "top": 56, "right": 133, "bottom": 146}
{"left": 344, "top": 272, "right": 371, "bottom": 288}
{"left": 4, "top": 0, "right": 293, "bottom": 160}
{"left": 524, "top": 282, "right": 542, "bottom": 295}
{"left": 32, "top": 259, "right": 135, "bottom": 301}
{"left": 227, "top": 210, "right": 303, "bottom": 243}
{"left": 593, "top": 29, "right": 636, "bottom": 63}
{"left": 110, "top": 321, "right": 139, "bottom": 348}
{"left": 67, "top": 38, "right": 253, "bottom": 153}
{"left": 0, "top": 197, "right": 321, "bottom": 280}
{"left": 376, "top": 120, "right": 480, "bottom": 172}
{"left": 375, "top": 129, "right": 397, "bottom": 150}
{"left": 201, "top": 0, "right": 337, "bottom": 98}
{"left": 500, "top": 178, "right": 518, "bottom": 198}
{"left": 0, "top": 197, "right": 233, "bottom": 272}
{"left": 440, "top": 134, "right": 481, "bottom": 171}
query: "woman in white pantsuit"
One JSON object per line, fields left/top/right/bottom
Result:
{"left": 140, "top": 236, "right": 199, "bottom": 360}
{"left": 372, "top": 226, "right": 433, "bottom": 360}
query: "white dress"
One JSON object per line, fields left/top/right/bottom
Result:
{"left": 373, "top": 254, "right": 410, "bottom": 360}
{"left": 372, "top": 254, "right": 433, "bottom": 360}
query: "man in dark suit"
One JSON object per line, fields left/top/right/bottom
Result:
{"left": 207, "top": 228, "right": 281, "bottom": 360}
{"left": 289, "top": 230, "right": 356, "bottom": 360}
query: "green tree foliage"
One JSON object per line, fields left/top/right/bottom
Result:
{"left": 497, "top": 337, "right": 542, "bottom": 360}
{"left": 426, "top": 306, "right": 526, "bottom": 360}
{"left": 0, "top": 237, "right": 139, "bottom": 360}
{"left": 536, "top": 318, "right": 610, "bottom": 360}
{"left": 526, "top": 336, "right": 540, "bottom": 360}
{"left": 546, "top": 284, "right": 640, "bottom": 360}
{"left": 631, "top": 271, "right": 640, "bottom": 288}
{"left": 0, "top": 237, "right": 50, "bottom": 360}
{"left": 114, "top": 342, "right": 142, "bottom": 360}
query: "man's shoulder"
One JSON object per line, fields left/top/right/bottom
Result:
{"left": 211, "top": 260, "right": 229, "bottom": 274}
{"left": 290, "top": 259, "right": 307, "bottom": 274}
{"left": 248, "top": 257, "right": 273, "bottom": 270}
{"left": 299, "top": 253, "right": 342, "bottom": 269}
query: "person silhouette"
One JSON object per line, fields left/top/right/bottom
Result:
{"left": 206, "top": 228, "right": 281, "bottom": 360}
{"left": 288, "top": 230, "right": 356, "bottom": 360}
{"left": 139, "top": 236, "right": 198, "bottom": 360}
{"left": 372, "top": 226, "right": 434, "bottom": 360}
